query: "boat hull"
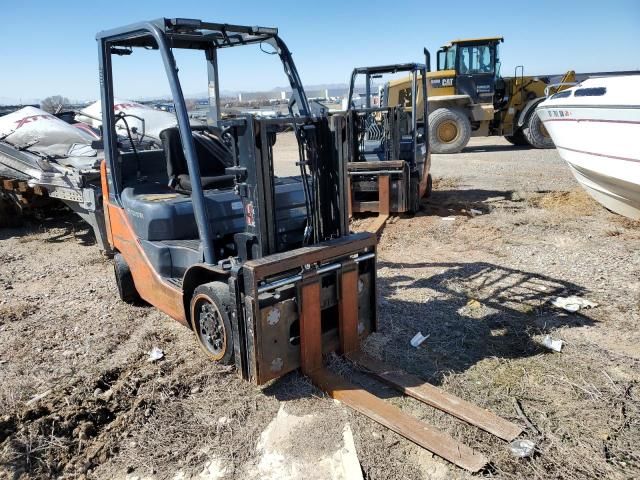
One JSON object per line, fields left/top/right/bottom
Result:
{"left": 537, "top": 104, "right": 640, "bottom": 220}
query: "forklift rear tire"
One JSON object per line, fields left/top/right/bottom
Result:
{"left": 407, "top": 176, "right": 421, "bottom": 214}
{"left": 523, "top": 110, "right": 554, "bottom": 149}
{"left": 113, "top": 253, "right": 140, "bottom": 304}
{"left": 428, "top": 107, "right": 471, "bottom": 154}
{"left": 424, "top": 173, "right": 433, "bottom": 199}
{"left": 190, "top": 282, "right": 234, "bottom": 365}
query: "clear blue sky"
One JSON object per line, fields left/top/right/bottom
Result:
{"left": 0, "top": 0, "right": 638, "bottom": 103}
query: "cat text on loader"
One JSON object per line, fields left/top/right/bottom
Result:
{"left": 345, "top": 63, "right": 432, "bottom": 234}
{"left": 98, "top": 18, "right": 521, "bottom": 471}
{"left": 387, "top": 38, "right": 575, "bottom": 153}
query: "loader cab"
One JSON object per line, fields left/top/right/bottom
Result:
{"left": 436, "top": 37, "right": 503, "bottom": 104}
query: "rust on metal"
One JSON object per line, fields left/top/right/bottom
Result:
{"left": 365, "top": 174, "right": 390, "bottom": 235}
{"left": 348, "top": 352, "right": 523, "bottom": 441}
{"left": 240, "top": 232, "right": 377, "bottom": 385}
{"left": 338, "top": 262, "right": 360, "bottom": 354}
{"left": 297, "top": 261, "right": 488, "bottom": 472}
{"left": 310, "top": 367, "right": 489, "bottom": 472}
{"left": 243, "top": 232, "right": 375, "bottom": 279}
{"left": 299, "top": 275, "right": 323, "bottom": 375}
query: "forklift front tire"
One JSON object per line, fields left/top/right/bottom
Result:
{"left": 113, "top": 253, "right": 140, "bottom": 304}
{"left": 190, "top": 282, "right": 234, "bottom": 365}
{"left": 407, "top": 176, "right": 421, "bottom": 214}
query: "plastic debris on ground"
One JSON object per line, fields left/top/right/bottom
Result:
{"left": 542, "top": 335, "right": 564, "bottom": 352}
{"left": 469, "top": 208, "right": 483, "bottom": 216}
{"left": 410, "top": 332, "right": 430, "bottom": 347}
{"left": 466, "top": 298, "right": 482, "bottom": 310}
{"left": 442, "top": 216, "right": 456, "bottom": 221}
{"left": 147, "top": 346, "right": 165, "bottom": 362}
{"left": 509, "top": 439, "right": 536, "bottom": 458}
{"left": 551, "top": 295, "right": 598, "bottom": 313}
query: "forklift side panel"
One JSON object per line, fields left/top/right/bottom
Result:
{"left": 106, "top": 200, "right": 187, "bottom": 324}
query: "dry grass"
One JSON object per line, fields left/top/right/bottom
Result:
{"left": 447, "top": 345, "right": 640, "bottom": 480}
{"left": 432, "top": 176, "right": 462, "bottom": 191}
{"left": 2, "top": 145, "right": 640, "bottom": 479}
{"left": 529, "top": 189, "right": 600, "bottom": 217}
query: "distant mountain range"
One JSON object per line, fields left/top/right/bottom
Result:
{"left": 0, "top": 96, "right": 93, "bottom": 106}
{"left": 0, "top": 83, "right": 360, "bottom": 106}
{"left": 185, "top": 83, "right": 352, "bottom": 100}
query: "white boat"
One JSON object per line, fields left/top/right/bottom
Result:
{"left": 537, "top": 75, "right": 640, "bottom": 220}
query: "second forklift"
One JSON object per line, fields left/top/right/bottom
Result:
{"left": 345, "top": 62, "right": 432, "bottom": 233}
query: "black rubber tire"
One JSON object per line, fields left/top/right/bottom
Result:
{"left": 190, "top": 282, "right": 234, "bottom": 365}
{"left": 113, "top": 253, "right": 140, "bottom": 304}
{"left": 428, "top": 107, "right": 472, "bottom": 154}
{"left": 523, "top": 110, "right": 554, "bottom": 149}
{"left": 424, "top": 173, "right": 433, "bottom": 199}
{"left": 407, "top": 176, "right": 421, "bottom": 214}
{"left": 504, "top": 129, "right": 529, "bottom": 146}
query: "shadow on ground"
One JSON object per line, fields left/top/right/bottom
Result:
{"left": 264, "top": 259, "right": 595, "bottom": 403}
{"left": 0, "top": 209, "right": 96, "bottom": 246}
{"left": 462, "top": 144, "right": 533, "bottom": 153}
{"left": 371, "top": 260, "right": 594, "bottom": 386}
{"left": 416, "top": 188, "right": 518, "bottom": 217}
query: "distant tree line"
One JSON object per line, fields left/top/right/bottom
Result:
{"left": 40, "top": 95, "right": 70, "bottom": 113}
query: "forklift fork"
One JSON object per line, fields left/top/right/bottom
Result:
{"left": 297, "top": 264, "right": 523, "bottom": 472}
{"left": 348, "top": 174, "right": 391, "bottom": 236}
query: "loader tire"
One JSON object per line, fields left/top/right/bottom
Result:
{"left": 113, "top": 253, "right": 140, "bottom": 304}
{"left": 504, "top": 129, "right": 529, "bottom": 146}
{"left": 523, "top": 110, "right": 554, "bottom": 149}
{"left": 190, "top": 282, "right": 234, "bottom": 365}
{"left": 429, "top": 107, "right": 471, "bottom": 154}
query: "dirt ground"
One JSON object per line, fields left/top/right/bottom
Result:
{"left": 1, "top": 136, "right": 639, "bottom": 479}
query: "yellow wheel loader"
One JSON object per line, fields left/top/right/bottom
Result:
{"left": 387, "top": 38, "right": 575, "bottom": 153}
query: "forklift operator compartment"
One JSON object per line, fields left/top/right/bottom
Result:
{"left": 97, "top": 18, "right": 369, "bottom": 331}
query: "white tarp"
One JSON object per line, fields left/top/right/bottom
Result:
{"left": 0, "top": 106, "right": 96, "bottom": 159}
{"left": 77, "top": 99, "right": 192, "bottom": 144}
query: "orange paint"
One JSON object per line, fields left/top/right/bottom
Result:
{"left": 100, "top": 164, "right": 187, "bottom": 325}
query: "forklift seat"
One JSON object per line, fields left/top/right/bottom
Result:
{"left": 159, "top": 128, "right": 235, "bottom": 192}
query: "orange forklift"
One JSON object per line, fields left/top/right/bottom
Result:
{"left": 97, "top": 18, "right": 520, "bottom": 471}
